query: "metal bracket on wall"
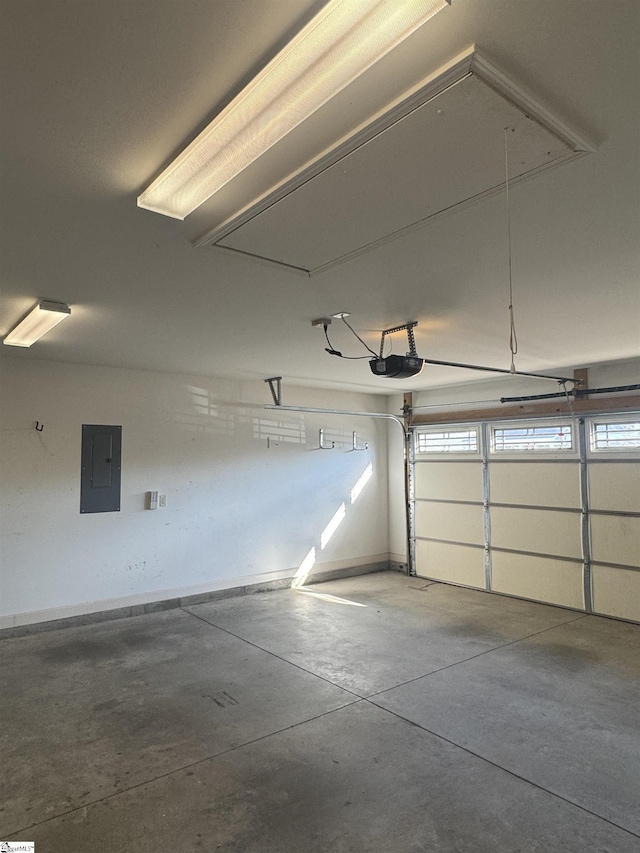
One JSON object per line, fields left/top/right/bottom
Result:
{"left": 319, "top": 429, "right": 335, "bottom": 450}
{"left": 265, "top": 376, "right": 282, "bottom": 406}
{"left": 352, "top": 431, "right": 369, "bottom": 451}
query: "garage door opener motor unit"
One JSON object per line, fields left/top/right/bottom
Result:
{"left": 369, "top": 322, "right": 424, "bottom": 378}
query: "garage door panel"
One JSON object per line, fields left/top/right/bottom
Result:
{"left": 412, "top": 414, "right": 639, "bottom": 622}
{"left": 491, "top": 506, "right": 582, "bottom": 559}
{"left": 589, "top": 463, "right": 640, "bottom": 514}
{"left": 490, "top": 462, "right": 580, "bottom": 508}
{"left": 491, "top": 551, "right": 583, "bottom": 609}
{"left": 592, "top": 566, "right": 640, "bottom": 622}
{"left": 415, "top": 539, "right": 485, "bottom": 588}
{"left": 590, "top": 515, "right": 640, "bottom": 568}
{"left": 414, "top": 501, "right": 484, "bottom": 546}
{"left": 414, "top": 462, "right": 483, "bottom": 502}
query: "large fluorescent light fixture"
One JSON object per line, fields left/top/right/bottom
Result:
{"left": 3, "top": 300, "right": 71, "bottom": 347}
{"left": 137, "top": 0, "right": 449, "bottom": 220}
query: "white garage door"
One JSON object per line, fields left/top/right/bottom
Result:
{"left": 412, "top": 414, "right": 640, "bottom": 622}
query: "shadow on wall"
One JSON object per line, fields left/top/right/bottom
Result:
{"left": 170, "top": 385, "right": 247, "bottom": 436}
{"left": 174, "top": 386, "right": 309, "bottom": 443}
{"left": 175, "top": 385, "right": 370, "bottom": 452}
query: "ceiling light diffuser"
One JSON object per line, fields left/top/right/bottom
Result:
{"left": 3, "top": 300, "right": 71, "bottom": 347}
{"left": 137, "top": 0, "right": 449, "bottom": 220}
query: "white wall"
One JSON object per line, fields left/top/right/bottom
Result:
{"left": 0, "top": 357, "right": 389, "bottom": 627}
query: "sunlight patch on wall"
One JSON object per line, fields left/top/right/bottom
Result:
{"left": 320, "top": 503, "right": 346, "bottom": 550}
{"left": 350, "top": 462, "right": 373, "bottom": 505}
{"left": 291, "top": 546, "right": 316, "bottom": 589}
{"left": 291, "top": 461, "right": 374, "bottom": 594}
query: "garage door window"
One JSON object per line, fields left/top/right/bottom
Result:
{"left": 415, "top": 426, "right": 479, "bottom": 455}
{"left": 589, "top": 418, "right": 640, "bottom": 452}
{"left": 490, "top": 422, "right": 574, "bottom": 453}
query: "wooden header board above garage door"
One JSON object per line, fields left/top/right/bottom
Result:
{"left": 196, "top": 48, "right": 594, "bottom": 274}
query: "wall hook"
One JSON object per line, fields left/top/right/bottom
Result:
{"left": 352, "top": 431, "right": 368, "bottom": 451}
{"left": 319, "top": 429, "right": 335, "bottom": 450}
{"left": 35, "top": 421, "right": 44, "bottom": 432}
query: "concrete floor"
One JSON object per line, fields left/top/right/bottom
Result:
{"left": 1, "top": 572, "right": 639, "bottom": 852}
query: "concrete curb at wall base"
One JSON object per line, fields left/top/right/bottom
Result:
{"left": 0, "top": 561, "right": 396, "bottom": 640}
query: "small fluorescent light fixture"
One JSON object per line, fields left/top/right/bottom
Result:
{"left": 138, "top": 0, "right": 449, "bottom": 219}
{"left": 3, "top": 300, "right": 71, "bottom": 347}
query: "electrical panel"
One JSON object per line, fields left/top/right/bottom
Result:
{"left": 80, "top": 424, "right": 122, "bottom": 513}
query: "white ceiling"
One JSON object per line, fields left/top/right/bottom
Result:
{"left": 215, "top": 68, "right": 581, "bottom": 272}
{"left": 1, "top": 0, "right": 638, "bottom": 394}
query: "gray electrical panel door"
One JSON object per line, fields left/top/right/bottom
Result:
{"left": 81, "top": 424, "right": 122, "bottom": 513}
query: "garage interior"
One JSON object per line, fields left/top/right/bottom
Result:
{"left": 1, "top": 1, "right": 639, "bottom": 851}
